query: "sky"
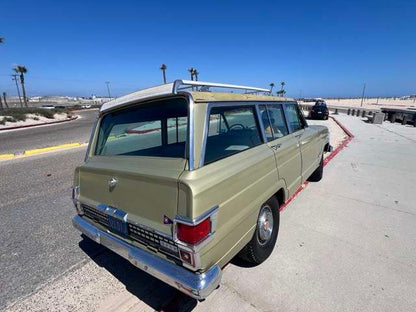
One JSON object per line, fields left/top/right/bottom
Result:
{"left": 0, "top": 0, "right": 415, "bottom": 98}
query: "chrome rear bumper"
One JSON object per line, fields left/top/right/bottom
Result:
{"left": 72, "top": 215, "right": 221, "bottom": 299}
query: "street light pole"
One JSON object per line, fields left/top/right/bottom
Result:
{"left": 360, "top": 83, "right": 366, "bottom": 107}
{"left": 105, "top": 81, "right": 112, "bottom": 100}
{"left": 11, "top": 74, "right": 22, "bottom": 107}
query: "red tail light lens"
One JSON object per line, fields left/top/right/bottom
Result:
{"left": 177, "top": 218, "right": 211, "bottom": 245}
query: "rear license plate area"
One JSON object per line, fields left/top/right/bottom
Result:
{"left": 108, "top": 215, "right": 128, "bottom": 236}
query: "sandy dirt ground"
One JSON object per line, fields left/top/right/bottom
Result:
{"left": 299, "top": 97, "right": 416, "bottom": 110}
{"left": 0, "top": 113, "right": 73, "bottom": 130}
{"left": 307, "top": 117, "right": 347, "bottom": 157}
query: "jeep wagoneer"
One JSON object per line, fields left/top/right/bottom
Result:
{"left": 72, "top": 80, "right": 331, "bottom": 299}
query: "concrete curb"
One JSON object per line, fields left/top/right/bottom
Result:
{"left": 0, "top": 115, "right": 79, "bottom": 132}
{"left": 0, "top": 142, "right": 87, "bottom": 160}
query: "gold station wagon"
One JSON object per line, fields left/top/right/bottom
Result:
{"left": 72, "top": 80, "right": 331, "bottom": 299}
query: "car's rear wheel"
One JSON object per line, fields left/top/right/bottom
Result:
{"left": 308, "top": 155, "right": 323, "bottom": 182}
{"left": 238, "top": 197, "right": 280, "bottom": 264}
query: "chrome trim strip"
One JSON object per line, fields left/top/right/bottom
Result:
{"left": 199, "top": 103, "right": 210, "bottom": 168}
{"left": 84, "top": 118, "right": 98, "bottom": 162}
{"left": 186, "top": 93, "right": 195, "bottom": 170}
{"left": 72, "top": 216, "right": 221, "bottom": 299}
{"left": 174, "top": 205, "right": 219, "bottom": 226}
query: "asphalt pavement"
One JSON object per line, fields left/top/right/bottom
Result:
{"left": 0, "top": 110, "right": 98, "bottom": 155}
{"left": 0, "top": 147, "right": 104, "bottom": 309}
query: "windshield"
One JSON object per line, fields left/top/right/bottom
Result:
{"left": 95, "top": 97, "right": 188, "bottom": 158}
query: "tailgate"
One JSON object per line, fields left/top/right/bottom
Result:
{"left": 76, "top": 156, "right": 186, "bottom": 235}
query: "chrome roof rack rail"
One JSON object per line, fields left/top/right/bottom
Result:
{"left": 172, "top": 79, "right": 270, "bottom": 94}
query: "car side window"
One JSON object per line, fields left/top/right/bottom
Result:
{"left": 285, "top": 104, "right": 304, "bottom": 132}
{"left": 259, "top": 104, "right": 288, "bottom": 141}
{"left": 204, "top": 105, "right": 262, "bottom": 165}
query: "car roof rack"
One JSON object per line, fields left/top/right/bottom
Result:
{"left": 173, "top": 79, "right": 270, "bottom": 94}
{"left": 101, "top": 80, "right": 271, "bottom": 113}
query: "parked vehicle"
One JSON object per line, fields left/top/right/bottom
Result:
{"left": 309, "top": 100, "right": 329, "bottom": 120}
{"left": 72, "top": 80, "right": 331, "bottom": 299}
{"left": 41, "top": 104, "right": 55, "bottom": 110}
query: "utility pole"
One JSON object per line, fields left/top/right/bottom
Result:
{"left": 360, "top": 83, "right": 366, "bottom": 107}
{"left": 105, "top": 81, "right": 112, "bottom": 100}
{"left": 3, "top": 92, "right": 8, "bottom": 108}
{"left": 11, "top": 74, "right": 22, "bottom": 107}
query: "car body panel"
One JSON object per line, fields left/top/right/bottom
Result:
{"left": 75, "top": 156, "right": 186, "bottom": 235}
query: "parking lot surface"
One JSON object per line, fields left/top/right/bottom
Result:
{"left": 3, "top": 115, "right": 416, "bottom": 311}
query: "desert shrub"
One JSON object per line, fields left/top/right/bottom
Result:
{"left": 5, "top": 116, "right": 17, "bottom": 122}
{"left": 33, "top": 117, "right": 40, "bottom": 121}
{"left": 0, "top": 107, "right": 73, "bottom": 123}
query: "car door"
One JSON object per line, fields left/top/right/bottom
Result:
{"left": 258, "top": 104, "right": 302, "bottom": 197}
{"left": 284, "top": 103, "right": 319, "bottom": 182}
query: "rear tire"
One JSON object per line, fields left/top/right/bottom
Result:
{"left": 308, "top": 155, "right": 323, "bottom": 182}
{"left": 238, "top": 197, "right": 280, "bottom": 264}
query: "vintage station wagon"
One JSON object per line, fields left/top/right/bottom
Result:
{"left": 72, "top": 80, "right": 331, "bottom": 299}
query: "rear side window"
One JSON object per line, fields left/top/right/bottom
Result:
{"left": 95, "top": 98, "right": 188, "bottom": 158}
{"left": 285, "top": 104, "right": 304, "bottom": 132}
{"left": 204, "top": 105, "right": 262, "bottom": 165}
{"left": 259, "top": 104, "right": 289, "bottom": 141}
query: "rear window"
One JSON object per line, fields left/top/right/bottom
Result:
{"left": 204, "top": 105, "right": 262, "bottom": 165}
{"left": 95, "top": 98, "right": 188, "bottom": 158}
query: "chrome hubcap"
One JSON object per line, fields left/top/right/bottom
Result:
{"left": 257, "top": 205, "right": 273, "bottom": 245}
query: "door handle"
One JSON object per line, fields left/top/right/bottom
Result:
{"left": 271, "top": 144, "right": 281, "bottom": 150}
{"left": 295, "top": 134, "right": 302, "bottom": 138}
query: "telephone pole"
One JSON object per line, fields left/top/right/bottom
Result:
{"left": 105, "top": 81, "right": 112, "bottom": 100}
{"left": 360, "top": 83, "right": 366, "bottom": 107}
{"left": 11, "top": 74, "right": 23, "bottom": 107}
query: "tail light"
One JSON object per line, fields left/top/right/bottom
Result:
{"left": 177, "top": 218, "right": 211, "bottom": 245}
{"left": 174, "top": 206, "right": 218, "bottom": 269}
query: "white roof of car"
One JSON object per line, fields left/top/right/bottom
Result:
{"left": 100, "top": 80, "right": 270, "bottom": 113}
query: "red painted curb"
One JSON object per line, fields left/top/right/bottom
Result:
{"left": 279, "top": 116, "right": 354, "bottom": 212}
{"left": 0, "top": 115, "right": 78, "bottom": 131}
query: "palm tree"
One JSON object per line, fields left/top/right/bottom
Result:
{"left": 160, "top": 63, "right": 167, "bottom": 84}
{"left": 280, "top": 81, "right": 285, "bottom": 92}
{"left": 269, "top": 83, "right": 275, "bottom": 94}
{"left": 193, "top": 69, "right": 199, "bottom": 81}
{"left": 14, "top": 65, "right": 28, "bottom": 107}
{"left": 188, "top": 67, "right": 195, "bottom": 81}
